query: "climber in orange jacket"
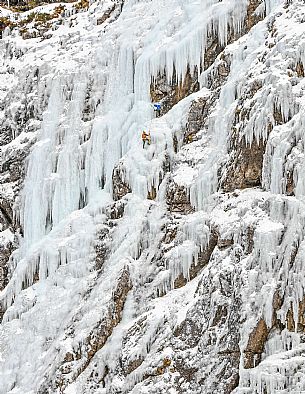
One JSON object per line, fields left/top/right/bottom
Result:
{"left": 142, "top": 130, "right": 151, "bottom": 148}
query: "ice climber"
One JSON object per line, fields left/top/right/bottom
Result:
{"left": 142, "top": 130, "right": 151, "bottom": 148}
{"left": 153, "top": 102, "right": 161, "bottom": 117}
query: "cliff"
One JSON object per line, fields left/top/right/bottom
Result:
{"left": 0, "top": 0, "right": 305, "bottom": 393}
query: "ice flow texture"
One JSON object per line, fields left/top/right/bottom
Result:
{"left": 1, "top": 0, "right": 305, "bottom": 393}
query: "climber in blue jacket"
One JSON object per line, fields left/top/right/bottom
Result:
{"left": 153, "top": 102, "right": 161, "bottom": 117}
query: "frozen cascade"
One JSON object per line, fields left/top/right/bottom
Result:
{"left": 0, "top": 0, "right": 305, "bottom": 393}
{"left": 235, "top": 193, "right": 305, "bottom": 393}
{"left": 21, "top": 74, "right": 89, "bottom": 249}
{"left": 0, "top": 0, "right": 263, "bottom": 310}
{"left": 189, "top": 22, "right": 268, "bottom": 210}
{"left": 161, "top": 211, "right": 210, "bottom": 291}
{"left": 263, "top": 108, "right": 305, "bottom": 197}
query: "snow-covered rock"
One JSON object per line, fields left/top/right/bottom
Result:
{"left": 0, "top": 0, "right": 305, "bottom": 393}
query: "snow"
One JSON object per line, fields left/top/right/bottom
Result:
{"left": 0, "top": 6, "right": 12, "bottom": 18}
{"left": 0, "top": 0, "right": 304, "bottom": 393}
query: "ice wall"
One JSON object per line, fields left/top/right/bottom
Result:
{"left": 1, "top": 0, "right": 264, "bottom": 309}
{"left": 0, "top": 0, "right": 304, "bottom": 393}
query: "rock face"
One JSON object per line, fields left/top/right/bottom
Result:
{"left": 1, "top": 1, "right": 305, "bottom": 394}
{"left": 223, "top": 139, "right": 266, "bottom": 191}
{"left": 150, "top": 67, "right": 200, "bottom": 116}
{"left": 166, "top": 178, "right": 194, "bottom": 214}
{"left": 39, "top": 268, "right": 132, "bottom": 393}
{"left": 112, "top": 164, "right": 131, "bottom": 201}
{"left": 149, "top": 0, "right": 264, "bottom": 117}
{"left": 244, "top": 319, "right": 268, "bottom": 369}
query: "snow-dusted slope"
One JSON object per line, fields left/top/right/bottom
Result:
{"left": 0, "top": 0, "right": 305, "bottom": 393}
